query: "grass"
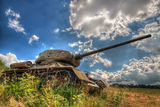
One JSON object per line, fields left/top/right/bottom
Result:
{"left": 105, "top": 87, "right": 160, "bottom": 107}
{"left": 122, "top": 88, "right": 160, "bottom": 95}
{"left": 0, "top": 59, "right": 160, "bottom": 107}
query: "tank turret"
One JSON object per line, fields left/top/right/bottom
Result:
{"left": 35, "top": 50, "right": 80, "bottom": 67}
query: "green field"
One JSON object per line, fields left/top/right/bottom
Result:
{"left": 0, "top": 60, "right": 160, "bottom": 107}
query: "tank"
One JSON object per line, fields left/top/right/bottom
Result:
{"left": 2, "top": 34, "right": 151, "bottom": 91}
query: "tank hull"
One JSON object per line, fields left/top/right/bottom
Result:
{"left": 3, "top": 66, "right": 101, "bottom": 91}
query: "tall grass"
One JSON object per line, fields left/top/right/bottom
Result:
{"left": 0, "top": 60, "right": 159, "bottom": 107}
{"left": 0, "top": 73, "right": 87, "bottom": 107}
{"left": 0, "top": 73, "right": 125, "bottom": 107}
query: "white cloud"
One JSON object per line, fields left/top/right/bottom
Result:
{"left": 69, "top": 0, "right": 160, "bottom": 40}
{"left": 54, "top": 28, "right": 60, "bottom": 33}
{"left": 8, "top": 19, "right": 26, "bottom": 34}
{"left": 50, "top": 47, "right": 54, "bottom": 49}
{"left": 29, "top": 35, "right": 39, "bottom": 44}
{"left": 68, "top": 40, "right": 83, "bottom": 47}
{"left": 89, "top": 55, "right": 160, "bottom": 85}
{"left": 66, "top": 27, "right": 72, "bottom": 31}
{"left": 63, "top": 2, "right": 67, "bottom": 7}
{"left": 5, "top": 8, "right": 26, "bottom": 34}
{"left": 35, "top": 56, "right": 39, "bottom": 59}
{"left": 157, "top": 16, "right": 160, "bottom": 22}
{"left": 0, "top": 53, "right": 20, "bottom": 66}
{"left": 85, "top": 50, "right": 112, "bottom": 67}
{"left": 0, "top": 53, "right": 35, "bottom": 66}
{"left": 69, "top": 40, "right": 93, "bottom": 54}
{"left": 5, "top": 8, "right": 20, "bottom": 19}
{"left": 68, "top": 40, "right": 112, "bottom": 67}
{"left": 62, "top": 30, "right": 66, "bottom": 32}
{"left": 132, "top": 21, "right": 160, "bottom": 55}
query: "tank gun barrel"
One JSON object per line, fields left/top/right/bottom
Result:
{"left": 75, "top": 34, "right": 151, "bottom": 59}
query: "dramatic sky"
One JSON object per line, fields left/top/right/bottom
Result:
{"left": 0, "top": 0, "right": 160, "bottom": 85}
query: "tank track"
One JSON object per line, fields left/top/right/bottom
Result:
{"left": 2, "top": 67, "right": 79, "bottom": 87}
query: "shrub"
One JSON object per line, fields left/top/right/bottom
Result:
{"left": 0, "top": 60, "right": 9, "bottom": 76}
{"left": 1, "top": 73, "right": 88, "bottom": 106}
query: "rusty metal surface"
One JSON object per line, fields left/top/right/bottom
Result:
{"left": 35, "top": 50, "right": 80, "bottom": 67}
{"left": 72, "top": 68, "right": 91, "bottom": 82}
{"left": 10, "top": 61, "right": 32, "bottom": 69}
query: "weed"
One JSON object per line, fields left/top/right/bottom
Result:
{"left": 0, "top": 60, "right": 159, "bottom": 107}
